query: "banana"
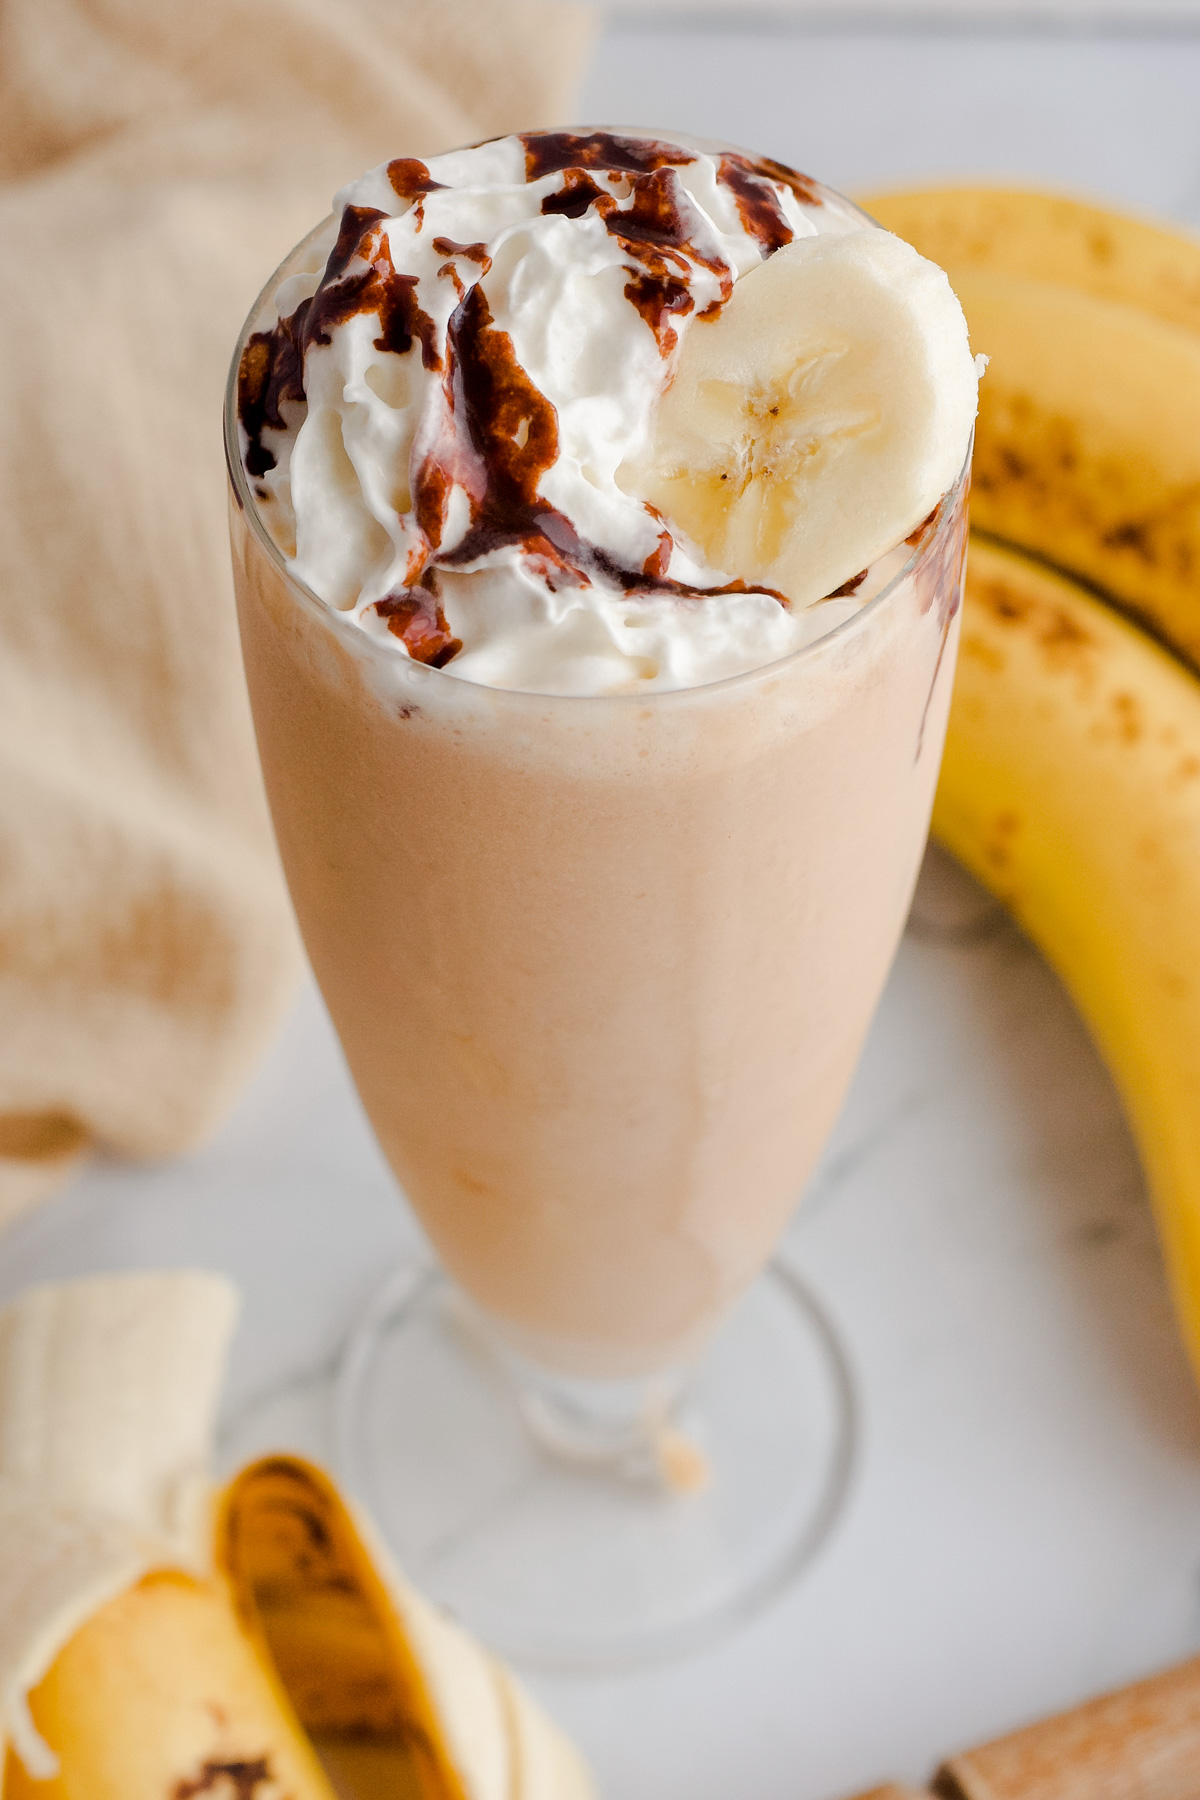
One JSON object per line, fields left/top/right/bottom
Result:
{"left": 628, "top": 228, "right": 978, "bottom": 606}
{"left": 842, "top": 185, "right": 1200, "bottom": 1392}
{"left": 933, "top": 539, "right": 1200, "bottom": 1384}
{"left": 0, "top": 1271, "right": 241, "bottom": 1787}
{"left": 858, "top": 184, "right": 1200, "bottom": 337}
{"left": 0, "top": 1272, "right": 335, "bottom": 1800}
{"left": 854, "top": 185, "right": 1200, "bottom": 670}
{"left": 0, "top": 1274, "right": 332, "bottom": 1792}
{"left": 0, "top": 1274, "right": 593, "bottom": 1800}
{"left": 219, "top": 1456, "right": 593, "bottom": 1800}
{"left": 940, "top": 268, "right": 1200, "bottom": 671}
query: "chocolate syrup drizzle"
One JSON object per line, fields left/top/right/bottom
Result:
{"left": 387, "top": 157, "right": 445, "bottom": 201}
{"left": 718, "top": 155, "right": 797, "bottom": 255}
{"left": 601, "top": 165, "right": 733, "bottom": 348}
{"left": 239, "top": 133, "right": 822, "bottom": 667}
{"left": 238, "top": 205, "right": 438, "bottom": 480}
{"left": 521, "top": 130, "right": 697, "bottom": 181}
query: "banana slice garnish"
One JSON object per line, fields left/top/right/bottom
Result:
{"left": 628, "top": 228, "right": 979, "bottom": 608}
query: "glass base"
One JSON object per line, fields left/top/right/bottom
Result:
{"left": 333, "top": 1258, "right": 856, "bottom": 1671}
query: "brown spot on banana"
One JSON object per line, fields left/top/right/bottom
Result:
{"left": 982, "top": 809, "right": 1023, "bottom": 876}
{"left": 172, "top": 1758, "right": 273, "bottom": 1799}
{"left": 960, "top": 632, "right": 1006, "bottom": 673}
{"left": 1110, "top": 692, "right": 1144, "bottom": 742}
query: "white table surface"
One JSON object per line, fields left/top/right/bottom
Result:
{"left": 6, "top": 21, "right": 1200, "bottom": 1800}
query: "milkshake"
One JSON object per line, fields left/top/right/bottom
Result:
{"left": 227, "top": 131, "right": 976, "bottom": 1381}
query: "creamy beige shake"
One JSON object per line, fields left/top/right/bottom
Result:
{"left": 227, "top": 131, "right": 977, "bottom": 1379}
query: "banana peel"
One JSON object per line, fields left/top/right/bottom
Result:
{"left": 934, "top": 539, "right": 1200, "bottom": 1388}
{"left": 219, "top": 1457, "right": 591, "bottom": 1800}
{"left": 0, "top": 1271, "right": 240, "bottom": 1789}
{"left": 220, "top": 1457, "right": 468, "bottom": 1800}
{"left": 0, "top": 1274, "right": 593, "bottom": 1800}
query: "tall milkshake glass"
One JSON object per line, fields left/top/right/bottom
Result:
{"left": 226, "top": 154, "right": 971, "bottom": 1665}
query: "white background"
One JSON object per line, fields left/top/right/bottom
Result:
{"left": 582, "top": 14, "right": 1200, "bottom": 220}
{"left": 4, "top": 15, "right": 1200, "bottom": 1800}
{"left": 609, "top": 2, "right": 1200, "bottom": 18}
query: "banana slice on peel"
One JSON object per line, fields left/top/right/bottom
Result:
{"left": 5, "top": 1565, "right": 336, "bottom": 1800}
{"left": 631, "top": 228, "right": 979, "bottom": 608}
{"left": 0, "top": 1274, "right": 592, "bottom": 1800}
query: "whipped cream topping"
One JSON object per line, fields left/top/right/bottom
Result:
{"left": 237, "top": 130, "right": 885, "bottom": 695}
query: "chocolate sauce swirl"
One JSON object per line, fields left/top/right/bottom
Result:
{"left": 521, "top": 130, "right": 697, "bottom": 181}
{"left": 238, "top": 133, "right": 824, "bottom": 664}
{"left": 238, "top": 207, "right": 439, "bottom": 480}
{"left": 387, "top": 157, "right": 445, "bottom": 202}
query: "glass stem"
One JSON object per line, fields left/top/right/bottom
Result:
{"left": 477, "top": 1331, "right": 710, "bottom": 1492}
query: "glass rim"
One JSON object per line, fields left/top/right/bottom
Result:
{"left": 223, "top": 141, "right": 971, "bottom": 707}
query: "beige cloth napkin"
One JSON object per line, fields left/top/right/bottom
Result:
{"left": 0, "top": 0, "right": 596, "bottom": 1226}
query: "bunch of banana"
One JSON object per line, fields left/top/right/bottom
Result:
{"left": 0, "top": 1272, "right": 593, "bottom": 1800}
{"left": 857, "top": 182, "right": 1200, "bottom": 1385}
{"left": 861, "top": 184, "right": 1200, "bottom": 665}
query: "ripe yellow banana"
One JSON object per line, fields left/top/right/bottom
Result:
{"left": 841, "top": 186, "right": 1200, "bottom": 1394}
{"left": 934, "top": 538, "right": 1200, "bottom": 1382}
{"left": 858, "top": 184, "right": 1200, "bottom": 336}
{"left": 956, "top": 269, "right": 1200, "bottom": 670}
{"left": 857, "top": 186, "right": 1200, "bottom": 672}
